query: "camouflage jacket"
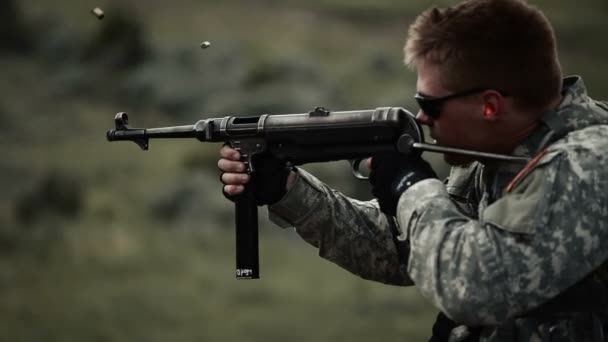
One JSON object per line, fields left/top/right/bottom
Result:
{"left": 269, "top": 76, "right": 608, "bottom": 341}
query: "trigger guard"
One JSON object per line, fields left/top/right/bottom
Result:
{"left": 350, "top": 159, "right": 369, "bottom": 180}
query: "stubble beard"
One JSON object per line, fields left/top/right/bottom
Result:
{"left": 443, "top": 153, "right": 475, "bottom": 167}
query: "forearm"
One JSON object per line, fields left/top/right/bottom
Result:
{"left": 397, "top": 179, "right": 516, "bottom": 325}
{"left": 269, "top": 168, "right": 414, "bottom": 286}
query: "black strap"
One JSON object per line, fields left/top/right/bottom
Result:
{"left": 427, "top": 312, "right": 482, "bottom": 342}
{"left": 428, "top": 312, "right": 458, "bottom": 342}
{"left": 526, "top": 265, "right": 608, "bottom": 317}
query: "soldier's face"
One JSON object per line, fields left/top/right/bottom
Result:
{"left": 414, "top": 62, "right": 491, "bottom": 165}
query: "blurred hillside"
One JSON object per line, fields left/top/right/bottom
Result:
{"left": 0, "top": 0, "right": 607, "bottom": 341}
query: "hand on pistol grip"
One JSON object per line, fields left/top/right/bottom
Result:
{"left": 219, "top": 145, "right": 292, "bottom": 206}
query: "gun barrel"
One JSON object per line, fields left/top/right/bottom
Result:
{"left": 106, "top": 125, "right": 198, "bottom": 140}
{"left": 145, "top": 125, "right": 198, "bottom": 138}
{"left": 107, "top": 111, "right": 211, "bottom": 149}
{"left": 106, "top": 128, "right": 146, "bottom": 142}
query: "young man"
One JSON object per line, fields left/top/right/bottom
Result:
{"left": 219, "top": 0, "right": 608, "bottom": 340}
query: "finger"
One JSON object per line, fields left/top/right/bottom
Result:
{"left": 218, "top": 158, "right": 246, "bottom": 172}
{"left": 224, "top": 184, "right": 245, "bottom": 196}
{"left": 220, "top": 145, "right": 241, "bottom": 160}
{"left": 364, "top": 157, "right": 372, "bottom": 170}
{"left": 220, "top": 172, "right": 250, "bottom": 185}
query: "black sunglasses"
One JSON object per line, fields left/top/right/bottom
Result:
{"left": 414, "top": 87, "right": 492, "bottom": 119}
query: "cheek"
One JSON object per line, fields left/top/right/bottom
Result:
{"left": 436, "top": 107, "right": 484, "bottom": 147}
{"left": 434, "top": 119, "right": 467, "bottom": 143}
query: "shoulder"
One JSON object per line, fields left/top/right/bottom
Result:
{"left": 486, "top": 124, "right": 608, "bottom": 228}
{"left": 544, "top": 125, "right": 608, "bottom": 186}
{"left": 492, "top": 124, "right": 608, "bottom": 231}
{"left": 550, "top": 125, "right": 608, "bottom": 156}
{"left": 513, "top": 124, "right": 608, "bottom": 188}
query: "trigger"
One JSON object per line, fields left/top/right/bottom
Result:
{"left": 244, "top": 154, "right": 254, "bottom": 173}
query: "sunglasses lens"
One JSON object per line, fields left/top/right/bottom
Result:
{"left": 415, "top": 97, "right": 440, "bottom": 119}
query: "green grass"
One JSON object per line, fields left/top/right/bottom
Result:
{"left": 0, "top": 221, "right": 436, "bottom": 342}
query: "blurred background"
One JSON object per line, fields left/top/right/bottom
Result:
{"left": 0, "top": 0, "right": 607, "bottom": 341}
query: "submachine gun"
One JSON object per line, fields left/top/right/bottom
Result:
{"left": 106, "top": 106, "right": 528, "bottom": 279}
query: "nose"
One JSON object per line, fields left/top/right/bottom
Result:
{"left": 415, "top": 109, "right": 433, "bottom": 126}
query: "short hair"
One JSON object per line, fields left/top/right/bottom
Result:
{"left": 404, "top": 0, "right": 562, "bottom": 113}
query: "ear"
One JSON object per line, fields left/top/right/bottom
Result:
{"left": 480, "top": 90, "right": 505, "bottom": 122}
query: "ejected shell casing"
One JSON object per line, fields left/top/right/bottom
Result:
{"left": 200, "top": 41, "right": 211, "bottom": 49}
{"left": 91, "top": 7, "right": 105, "bottom": 19}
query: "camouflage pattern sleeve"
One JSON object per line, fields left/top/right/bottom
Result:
{"left": 268, "top": 168, "right": 414, "bottom": 286}
{"left": 397, "top": 129, "right": 608, "bottom": 326}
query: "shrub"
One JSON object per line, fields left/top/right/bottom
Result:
{"left": 15, "top": 170, "right": 85, "bottom": 226}
{"left": 0, "top": 0, "right": 33, "bottom": 54}
{"left": 81, "top": 8, "right": 149, "bottom": 71}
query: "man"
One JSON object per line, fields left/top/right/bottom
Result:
{"left": 218, "top": 0, "right": 608, "bottom": 340}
